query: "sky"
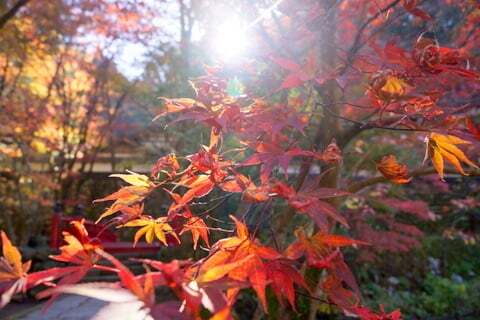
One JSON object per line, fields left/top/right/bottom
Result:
{"left": 110, "top": 42, "right": 150, "bottom": 80}
{"left": 101, "top": 0, "right": 279, "bottom": 80}
{"left": 94, "top": 0, "right": 184, "bottom": 80}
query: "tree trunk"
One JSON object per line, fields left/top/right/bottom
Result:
{"left": 308, "top": 1, "right": 339, "bottom": 318}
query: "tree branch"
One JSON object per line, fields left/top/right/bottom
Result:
{"left": 0, "top": 0, "right": 29, "bottom": 29}
{"left": 347, "top": 168, "right": 480, "bottom": 193}
{"left": 340, "top": 0, "right": 402, "bottom": 75}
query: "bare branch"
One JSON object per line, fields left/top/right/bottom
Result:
{"left": 0, "top": 0, "right": 29, "bottom": 29}
{"left": 347, "top": 167, "right": 480, "bottom": 193}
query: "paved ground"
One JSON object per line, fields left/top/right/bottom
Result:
{"left": 2, "top": 295, "right": 152, "bottom": 320}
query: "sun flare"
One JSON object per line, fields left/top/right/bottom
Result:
{"left": 211, "top": 18, "right": 250, "bottom": 61}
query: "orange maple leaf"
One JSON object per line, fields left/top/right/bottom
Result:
{"left": 153, "top": 98, "right": 207, "bottom": 120}
{"left": 94, "top": 186, "right": 153, "bottom": 223}
{"left": 180, "top": 216, "right": 210, "bottom": 250}
{"left": 151, "top": 153, "right": 180, "bottom": 179}
{"left": 50, "top": 220, "right": 102, "bottom": 266}
{"left": 165, "top": 190, "right": 210, "bottom": 249}
{"left": 219, "top": 172, "right": 270, "bottom": 203}
{"left": 377, "top": 155, "right": 412, "bottom": 184}
{"left": 0, "top": 232, "right": 30, "bottom": 283}
{"left": 1, "top": 231, "right": 78, "bottom": 309}
{"left": 426, "top": 133, "right": 478, "bottom": 180}
{"left": 94, "top": 171, "right": 155, "bottom": 223}
{"left": 285, "top": 228, "right": 368, "bottom": 265}
{"left": 192, "top": 216, "right": 283, "bottom": 312}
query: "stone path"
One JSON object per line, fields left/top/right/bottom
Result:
{"left": 3, "top": 295, "right": 152, "bottom": 320}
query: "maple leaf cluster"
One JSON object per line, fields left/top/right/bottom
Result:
{"left": 0, "top": 69, "right": 401, "bottom": 318}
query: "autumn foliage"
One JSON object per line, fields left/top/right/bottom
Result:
{"left": 1, "top": 0, "right": 480, "bottom": 319}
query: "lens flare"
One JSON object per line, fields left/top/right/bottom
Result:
{"left": 211, "top": 18, "right": 250, "bottom": 61}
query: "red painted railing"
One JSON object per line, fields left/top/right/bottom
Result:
{"left": 49, "top": 203, "right": 161, "bottom": 254}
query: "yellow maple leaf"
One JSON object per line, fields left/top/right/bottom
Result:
{"left": 122, "top": 217, "right": 179, "bottom": 246}
{"left": 369, "top": 71, "right": 409, "bottom": 103}
{"left": 110, "top": 170, "right": 153, "bottom": 188}
{"left": 381, "top": 75, "right": 407, "bottom": 98}
{"left": 426, "top": 133, "right": 479, "bottom": 180}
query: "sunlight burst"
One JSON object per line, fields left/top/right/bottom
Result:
{"left": 211, "top": 18, "right": 250, "bottom": 61}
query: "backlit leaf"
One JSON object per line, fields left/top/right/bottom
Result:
{"left": 110, "top": 171, "right": 153, "bottom": 188}
{"left": 123, "top": 217, "right": 179, "bottom": 246}
{"left": 427, "top": 133, "right": 478, "bottom": 180}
